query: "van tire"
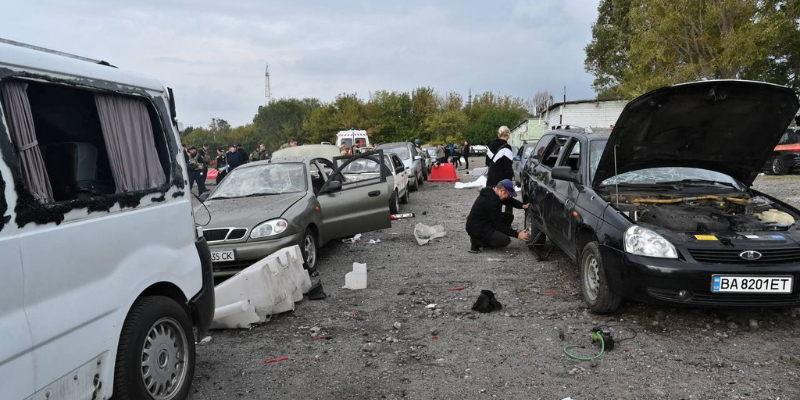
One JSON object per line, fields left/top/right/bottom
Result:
{"left": 580, "top": 242, "right": 622, "bottom": 313}
{"left": 113, "top": 296, "right": 195, "bottom": 400}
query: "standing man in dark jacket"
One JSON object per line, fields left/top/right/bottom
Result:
{"left": 187, "top": 146, "right": 207, "bottom": 195}
{"left": 226, "top": 144, "right": 244, "bottom": 171}
{"left": 466, "top": 179, "right": 529, "bottom": 252}
{"left": 485, "top": 126, "right": 514, "bottom": 187}
{"left": 215, "top": 147, "right": 228, "bottom": 184}
{"left": 236, "top": 144, "right": 249, "bottom": 164}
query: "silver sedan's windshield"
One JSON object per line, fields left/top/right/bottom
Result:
{"left": 341, "top": 157, "right": 390, "bottom": 174}
{"left": 209, "top": 163, "right": 307, "bottom": 199}
{"left": 589, "top": 141, "right": 743, "bottom": 188}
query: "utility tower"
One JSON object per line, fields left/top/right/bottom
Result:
{"left": 264, "top": 63, "right": 272, "bottom": 105}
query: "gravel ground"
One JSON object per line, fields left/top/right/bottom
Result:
{"left": 189, "top": 164, "right": 800, "bottom": 400}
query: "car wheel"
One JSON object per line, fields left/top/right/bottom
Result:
{"left": 113, "top": 296, "right": 195, "bottom": 400}
{"left": 772, "top": 156, "right": 789, "bottom": 175}
{"left": 524, "top": 208, "right": 543, "bottom": 250}
{"left": 301, "top": 228, "right": 318, "bottom": 271}
{"left": 418, "top": 170, "right": 425, "bottom": 185}
{"left": 580, "top": 242, "right": 622, "bottom": 313}
{"left": 409, "top": 176, "right": 419, "bottom": 192}
{"left": 389, "top": 190, "right": 400, "bottom": 214}
{"left": 400, "top": 187, "right": 409, "bottom": 204}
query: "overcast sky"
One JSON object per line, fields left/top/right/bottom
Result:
{"left": 0, "top": 1, "right": 600, "bottom": 127}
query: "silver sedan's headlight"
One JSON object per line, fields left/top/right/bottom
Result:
{"left": 250, "top": 219, "right": 289, "bottom": 239}
{"left": 624, "top": 225, "right": 678, "bottom": 259}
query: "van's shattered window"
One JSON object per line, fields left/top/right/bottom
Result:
{"left": 209, "top": 163, "right": 306, "bottom": 199}
{"left": 590, "top": 140, "right": 741, "bottom": 186}
{"left": 379, "top": 146, "right": 410, "bottom": 160}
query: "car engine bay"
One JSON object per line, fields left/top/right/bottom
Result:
{"left": 607, "top": 193, "right": 798, "bottom": 233}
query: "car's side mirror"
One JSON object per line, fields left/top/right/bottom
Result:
{"left": 551, "top": 166, "right": 579, "bottom": 183}
{"left": 413, "top": 156, "right": 421, "bottom": 161}
{"left": 198, "top": 192, "right": 210, "bottom": 202}
{"left": 321, "top": 180, "right": 342, "bottom": 194}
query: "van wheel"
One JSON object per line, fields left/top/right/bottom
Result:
{"left": 771, "top": 156, "right": 789, "bottom": 175}
{"left": 580, "top": 242, "right": 622, "bottom": 313}
{"left": 400, "top": 187, "right": 409, "bottom": 204}
{"left": 389, "top": 190, "right": 400, "bottom": 214}
{"left": 301, "top": 228, "right": 318, "bottom": 272}
{"left": 114, "top": 296, "right": 195, "bottom": 400}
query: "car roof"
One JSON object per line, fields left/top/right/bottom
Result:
{"left": 377, "top": 142, "right": 411, "bottom": 147}
{"left": 542, "top": 129, "right": 610, "bottom": 143}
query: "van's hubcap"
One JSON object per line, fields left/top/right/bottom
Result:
{"left": 584, "top": 256, "right": 600, "bottom": 301}
{"left": 141, "top": 318, "right": 188, "bottom": 399}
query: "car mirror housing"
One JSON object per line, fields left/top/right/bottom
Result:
{"left": 198, "top": 192, "right": 210, "bottom": 202}
{"left": 413, "top": 156, "right": 422, "bottom": 161}
{"left": 551, "top": 166, "right": 579, "bottom": 183}
{"left": 321, "top": 180, "right": 342, "bottom": 194}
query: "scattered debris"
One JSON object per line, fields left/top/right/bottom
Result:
{"left": 390, "top": 213, "right": 415, "bottom": 220}
{"left": 430, "top": 328, "right": 440, "bottom": 336}
{"left": 343, "top": 262, "right": 368, "bottom": 290}
{"left": 308, "top": 281, "right": 328, "bottom": 300}
{"left": 425, "top": 303, "right": 438, "bottom": 309}
{"left": 414, "top": 223, "right": 446, "bottom": 245}
{"left": 432, "top": 336, "right": 439, "bottom": 340}
{"left": 447, "top": 286, "right": 468, "bottom": 291}
{"left": 264, "top": 356, "right": 290, "bottom": 364}
{"left": 197, "top": 336, "right": 212, "bottom": 344}
{"left": 342, "top": 233, "right": 362, "bottom": 244}
{"left": 468, "top": 167, "right": 488, "bottom": 176}
{"left": 471, "top": 290, "right": 503, "bottom": 313}
{"left": 362, "top": 343, "right": 377, "bottom": 352}
{"left": 393, "top": 322, "right": 402, "bottom": 330}
{"left": 368, "top": 238, "right": 381, "bottom": 244}
{"left": 454, "top": 175, "right": 487, "bottom": 189}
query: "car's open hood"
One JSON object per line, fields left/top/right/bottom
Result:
{"left": 196, "top": 193, "right": 305, "bottom": 229}
{"left": 592, "top": 81, "right": 800, "bottom": 187}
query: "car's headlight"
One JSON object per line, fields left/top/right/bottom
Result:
{"left": 250, "top": 219, "right": 289, "bottom": 239}
{"left": 624, "top": 225, "right": 678, "bottom": 259}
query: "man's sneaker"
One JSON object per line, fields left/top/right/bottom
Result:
{"left": 469, "top": 238, "right": 482, "bottom": 253}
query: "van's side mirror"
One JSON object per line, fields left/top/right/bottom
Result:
{"left": 198, "top": 192, "right": 210, "bottom": 202}
{"left": 551, "top": 166, "right": 579, "bottom": 183}
{"left": 322, "top": 180, "right": 342, "bottom": 194}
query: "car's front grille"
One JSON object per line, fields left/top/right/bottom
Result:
{"left": 688, "top": 247, "right": 800, "bottom": 264}
{"left": 648, "top": 288, "right": 800, "bottom": 306}
{"left": 227, "top": 229, "right": 247, "bottom": 240}
{"left": 203, "top": 229, "right": 229, "bottom": 242}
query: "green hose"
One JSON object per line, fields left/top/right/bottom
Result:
{"left": 563, "top": 332, "right": 605, "bottom": 361}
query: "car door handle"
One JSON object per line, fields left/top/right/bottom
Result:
{"left": 368, "top": 190, "right": 381, "bottom": 197}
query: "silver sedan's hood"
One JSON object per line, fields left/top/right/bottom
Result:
{"left": 196, "top": 193, "right": 305, "bottom": 229}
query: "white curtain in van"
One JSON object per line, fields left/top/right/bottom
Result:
{"left": 1, "top": 81, "right": 54, "bottom": 203}
{"left": 94, "top": 94, "right": 167, "bottom": 192}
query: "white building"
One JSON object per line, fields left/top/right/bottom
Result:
{"left": 544, "top": 99, "right": 628, "bottom": 131}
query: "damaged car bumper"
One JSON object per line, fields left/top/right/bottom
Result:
{"left": 209, "top": 232, "right": 304, "bottom": 277}
{"left": 601, "top": 245, "right": 800, "bottom": 307}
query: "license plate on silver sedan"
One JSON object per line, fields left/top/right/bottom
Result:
{"left": 711, "top": 275, "right": 793, "bottom": 293}
{"left": 211, "top": 250, "right": 236, "bottom": 263}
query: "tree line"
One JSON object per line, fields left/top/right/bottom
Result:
{"left": 585, "top": 0, "right": 800, "bottom": 99}
{"left": 180, "top": 88, "right": 531, "bottom": 154}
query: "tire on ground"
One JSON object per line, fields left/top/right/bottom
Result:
{"left": 113, "top": 295, "right": 195, "bottom": 400}
{"left": 580, "top": 242, "right": 622, "bottom": 313}
{"left": 389, "top": 190, "right": 400, "bottom": 214}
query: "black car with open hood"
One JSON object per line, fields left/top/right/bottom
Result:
{"left": 521, "top": 80, "right": 800, "bottom": 312}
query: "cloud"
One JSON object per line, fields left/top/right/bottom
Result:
{"left": 0, "top": 0, "right": 600, "bottom": 126}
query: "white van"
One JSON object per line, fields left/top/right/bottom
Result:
{"left": 0, "top": 39, "right": 214, "bottom": 400}
{"left": 336, "top": 129, "right": 370, "bottom": 150}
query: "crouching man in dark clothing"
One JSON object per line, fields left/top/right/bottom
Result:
{"left": 465, "top": 179, "right": 530, "bottom": 252}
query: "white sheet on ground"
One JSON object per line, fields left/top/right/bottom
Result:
{"left": 343, "top": 262, "right": 368, "bottom": 289}
{"left": 211, "top": 245, "right": 311, "bottom": 329}
{"left": 468, "top": 167, "right": 488, "bottom": 176}
{"left": 414, "top": 223, "right": 447, "bottom": 245}
{"left": 454, "top": 175, "right": 486, "bottom": 189}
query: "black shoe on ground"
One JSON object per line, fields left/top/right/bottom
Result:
{"left": 469, "top": 238, "right": 482, "bottom": 253}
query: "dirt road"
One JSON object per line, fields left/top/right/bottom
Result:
{"left": 190, "top": 164, "right": 800, "bottom": 400}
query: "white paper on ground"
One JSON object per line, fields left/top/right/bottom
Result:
{"left": 454, "top": 175, "right": 487, "bottom": 189}
{"left": 414, "top": 223, "right": 447, "bottom": 245}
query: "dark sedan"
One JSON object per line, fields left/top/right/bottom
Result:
{"left": 522, "top": 80, "right": 800, "bottom": 312}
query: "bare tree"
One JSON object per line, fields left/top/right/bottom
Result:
{"left": 527, "top": 90, "right": 553, "bottom": 115}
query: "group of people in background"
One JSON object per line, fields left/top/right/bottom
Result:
{"left": 434, "top": 141, "right": 471, "bottom": 170}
